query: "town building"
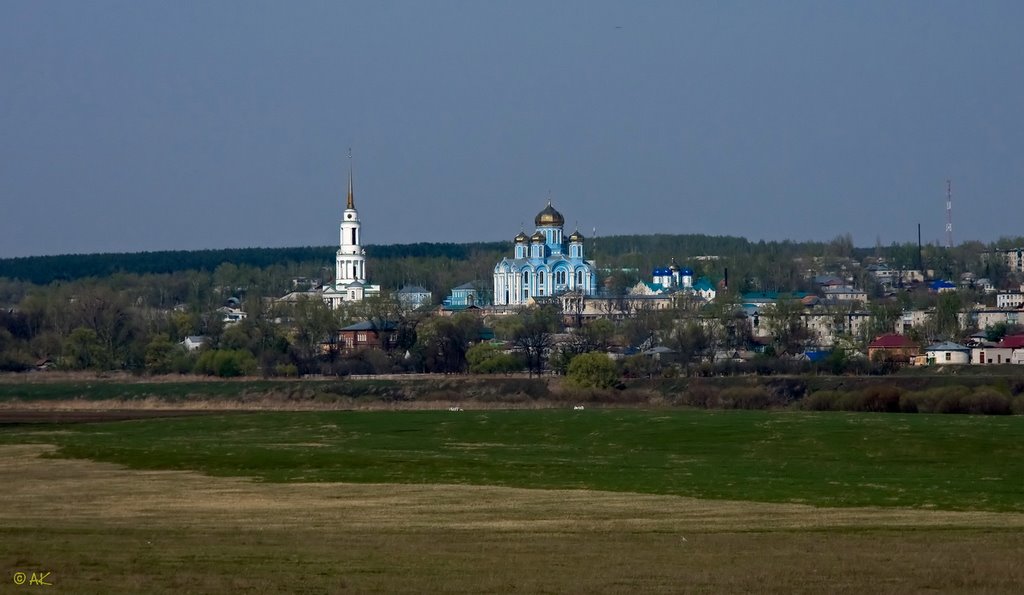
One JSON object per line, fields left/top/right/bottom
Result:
{"left": 333, "top": 320, "right": 397, "bottom": 353}
{"left": 968, "top": 308, "right": 1022, "bottom": 331}
{"left": 923, "top": 342, "right": 971, "bottom": 365}
{"left": 395, "top": 285, "right": 432, "bottom": 309}
{"left": 445, "top": 282, "right": 487, "bottom": 308}
{"left": 493, "top": 202, "right": 598, "bottom": 306}
{"left": 867, "top": 333, "right": 919, "bottom": 363}
{"left": 996, "top": 291, "right": 1024, "bottom": 309}
{"left": 821, "top": 285, "right": 868, "bottom": 303}
{"left": 971, "top": 337, "right": 1024, "bottom": 365}
{"left": 983, "top": 248, "right": 1024, "bottom": 273}
{"left": 322, "top": 159, "right": 381, "bottom": 308}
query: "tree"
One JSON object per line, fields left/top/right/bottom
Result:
{"left": 466, "top": 343, "right": 524, "bottom": 374}
{"left": 194, "top": 349, "right": 258, "bottom": 377}
{"left": 511, "top": 305, "right": 560, "bottom": 376}
{"left": 144, "top": 336, "right": 180, "bottom": 375}
{"left": 670, "top": 321, "right": 712, "bottom": 374}
{"left": 70, "top": 286, "right": 141, "bottom": 369}
{"left": 64, "top": 327, "right": 110, "bottom": 370}
{"left": 288, "top": 297, "right": 339, "bottom": 373}
{"left": 566, "top": 352, "right": 619, "bottom": 389}
{"left": 414, "top": 313, "right": 482, "bottom": 373}
{"left": 933, "top": 291, "right": 962, "bottom": 340}
{"left": 985, "top": 322, "right": 1022, "bottom": 343}
{"left": 764, "top": 298, "right": 811, "bottom": 355}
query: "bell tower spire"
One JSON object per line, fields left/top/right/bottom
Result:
{"left": 346, "top": 148, "right": 355, "bottom": 210}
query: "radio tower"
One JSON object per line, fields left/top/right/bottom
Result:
{"left": 945, "top": 179, "right": 953, "bottom": 248}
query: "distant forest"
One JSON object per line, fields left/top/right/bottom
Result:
{"left": 0, "top": 242, "right": 505, "bottom": 286}
{"left": 1, "top": 234, "right": 1021, "bottom": 298}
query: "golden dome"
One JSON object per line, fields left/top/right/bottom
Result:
{"left": 568, "top": 229, "right": 585, "bottom": 243}
{"left": 535, "top": 202, "right": 565, "bottom": 227}
{"left": 514, "top": 231, "right": 528, "bottom": 243}
{"left": 530, "top": 231, "right": 545, "bottom": 243}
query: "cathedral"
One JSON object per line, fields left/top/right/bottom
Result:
{"left": 493, "top": 202, "right": 598, "bottom": 305}
{"left": 322, "top": 160, "right": 380, "bottom": 308}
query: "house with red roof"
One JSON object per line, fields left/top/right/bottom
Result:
{"left": 867, "top": 334, "right": 920, "bottom": 363}
{"left": 971, "top": 334, "right": 1024, "bottom": 365}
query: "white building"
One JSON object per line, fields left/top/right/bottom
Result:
{"left": 896, "top": 309, "right": 930, "bottom": 334}
{"left": 924, "top": 342, "right": 971, "bottom": 365}
{"left": 821, "top": 286, "right": 868, "bottom": 303}
{"left": 996, "top": 292, "right": 1024, "bottom": 309}
{"left": 181, "top": 336, "right": 207, "bottom": 351}
{"left": 395, "top": 285, "right": 432, "bottom": 309}
{"left": 322, "top": 158, "right": 381, "bottom": 309}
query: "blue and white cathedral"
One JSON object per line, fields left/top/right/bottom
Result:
{"left": 493, "top": 202, "right": 598, "bottom": 305}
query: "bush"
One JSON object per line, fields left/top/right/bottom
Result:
{"left": 802, "top": 390, "right": 841, "bottom": 411}
{"left": 567, "top": 352, "right": 620, "bottom": 389}
{"left": 194, "top": 349, "right": 258, "bottom": 377}
{"left": 898, "top": 392, "right": 924, "bottom": 413}
{"left": 679, "top": 383, "right": 720, "bottom": 407}
{"left": 960, "top": 388, "right": 1011, "bottom": 415}
{"left": 856, "top": 386, "right": 903, "bottom": 413}
{"left": 716, "top": 386, "right": 774, "bottom": 409}
{"left": 274, "top": 363, "right": 299, "bottom": 377}
{"left": 467, "top": 343, "right": 525, "bottom": 374}
{"left": 900, "top": 386, "right": 969, "bottom": 414}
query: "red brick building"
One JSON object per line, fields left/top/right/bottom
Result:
{"left": 334, "top": 321, "right": 397, "bottom": 353}
{"left": 867, "top": 334, "right": 919, "bottom": 363}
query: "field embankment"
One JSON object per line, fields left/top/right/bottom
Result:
{"left": 3, "top": 369, "right": 1024, "bottom": 414}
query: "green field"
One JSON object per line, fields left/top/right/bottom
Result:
{"left": 5, "top": 409, "right": 1024, "bottom": 511}
{"left": 5, "top": 409, "right": 1024, "bottom": 592}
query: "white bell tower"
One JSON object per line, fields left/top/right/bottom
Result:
{"left": 336, "top": 152, "right": 366, "bottom": 284}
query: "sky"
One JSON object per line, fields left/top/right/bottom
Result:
{"left": 2, "top": 1, "right": 1022, "bottom": 258}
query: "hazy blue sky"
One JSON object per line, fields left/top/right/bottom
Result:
{"left": 2, "top": 1, "right": 1022, "bottom": 258}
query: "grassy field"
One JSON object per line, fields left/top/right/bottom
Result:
{"left": 4, "top": 409, "right": 1024, "bottom": 511}
{"left": 4, "top": 409, "right": 1024, "bottom": 592}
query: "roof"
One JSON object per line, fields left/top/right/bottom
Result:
{"left": 442, "top": 304, "right": 481, "bottom": 312}
{"left": 924, "top": 341, "right": 969, "bottom": 352}
{"left": 692, "top": 278, "right": 715, "bottom": 291}
{"left": 930, "top": 279, "right": 956, "bottom": 289}
{"left": 340, "top": 320, "right": 398, "bottom": 332}
{"left": 814, "top": 275, "right": 845, "bottom": 285}
{"left": 868, "top": 334, "right": 916, "bottom": 349}
{"left": 801, "top": 350, "right": 831, "bottom": 362}
{"left": 452, "top": 282, "right": 479, "bottom": 291}
{"left": 822, "top": 285, "right": 863, "bottom": 293}
{"left": 997, "top": 334, "right": 1024, "bottom": 349}
{"left": 396, "top": 285, "right": 429, "bottom": 294}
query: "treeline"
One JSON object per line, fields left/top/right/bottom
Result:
{"left": 0, "top": 247, "right": 333, "bottom": 285}
{"left": 5, "top": 233, "right": 1024, "bottom": 289}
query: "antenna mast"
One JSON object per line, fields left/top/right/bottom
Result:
{"left": 945, "top": 179, "right": 953, "bottom": 248}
